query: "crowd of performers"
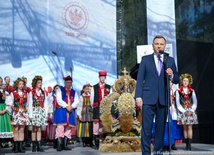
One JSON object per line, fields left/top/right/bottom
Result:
{"left": 0, "top": 72, "right": 198, "bottom": 153}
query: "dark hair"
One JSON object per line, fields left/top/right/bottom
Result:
{"left": 53, "top": 84, "right": 61, "bottom": 94}
{"left": 153, "top": 35, "right": 166, "bottom": 43}
{"left": 4, "top": 76, "right": 10, "bottom": 80}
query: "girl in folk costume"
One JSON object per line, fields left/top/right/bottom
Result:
{"left": 0, "top": 77, "right": 13, "bottom": 142}
{"left": 28, "top": 75, "right": 49, "bottom": 152}
{"left": 53, "top": 76, "right": 79, "bottom": 151}
{"left": 163, "top": 81, "right": 178, "bottom": 151}
{"left": 77, "top": 83, "right": 93, "bottom": 147}
{"left": 11, "top": 77, "right": 31, "bottom": 153}
{"left": 176, "top": 73, "right": 198, "bottom": 151}
{"left": 43, "top": 86, "right": 54, "bottom": 144}
{"left": 44, "top": 85, "right": 59, "bottom": 147}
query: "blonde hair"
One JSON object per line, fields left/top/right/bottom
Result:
{"left": 180, "top": 73, "right": 193, "bottom": 85}
{"left": 13, "top": 77, "right": 26, "bottom": 90}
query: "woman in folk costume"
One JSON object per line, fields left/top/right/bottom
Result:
{"left": 0, "top": 77, "right": 13, "bottom": 143}
{"left": 28, "top": 75, "right": 50, "bottom": 152}
{"left": 90, "top": 71, "right": 111, "bottom": 149}
{"left": 43, "top": 86, "right": 56, "bottom": 145}
{"left": 47, "top": 84, "right": 61, "bottom": 149}
{"left": 42, "top": 86, "right": 54, "bottom": 145}
{"left": 176, "top": 73, "right": 198, "bottom": 151}
{"left": 163, "top": 81, "right": 178, "bottom": 151}
{"left": 11, "top": 77, "right": 31, "bottom": 153}
{"left": 77, "top": 83, "right": 93, "bottom": 147}
{"left": 22, "top": 77, "right": 32, "bottom": 147}
{"left": 53, "top": 75, "right": 79, "bottom": 151}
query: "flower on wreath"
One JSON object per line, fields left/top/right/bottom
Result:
{"left": 180, "top": 73, "right": 193, "bottom": 85}
{"left": 31, "top": 75, "right": 43, "bottom": 88}
{"left": 13, "top": 77, "right": 26, "bottom": 91}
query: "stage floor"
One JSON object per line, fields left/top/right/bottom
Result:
{"left": 1, "top": 143, "right": 214, "bottom": 155}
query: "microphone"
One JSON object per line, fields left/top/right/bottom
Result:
{"left": 52, "top": 51, "right": 57, "bottom": 55}
{"left": 159, "top": 50, "right": 169, "bottom": 55}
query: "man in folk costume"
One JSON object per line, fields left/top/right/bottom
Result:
{"left": 90, "top": 71, "right": 111, "bottom": 149}
{"left": 54, "top": 75, "right": 79, "bottom": 151}
{"left": 4, "top": 76, "right": 14, "bottom": 94}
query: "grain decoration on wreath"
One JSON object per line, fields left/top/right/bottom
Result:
{"left": 100, "top": 68, "right": 140, "bottom": 134}
{"left": 100, "top": 92, "right": 120, "bottom": 132}
{"left": 99, "top": 68, "right": 142, "bottom": 152}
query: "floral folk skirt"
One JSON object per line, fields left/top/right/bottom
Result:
{"left": 177, "top": 107, "right": 198, "bottom": 125}
{"left": 11, "top": 109, "right": 31, "bottom": 126}
{"left": 31, "top": 107, "right": 47, "bottom": 126}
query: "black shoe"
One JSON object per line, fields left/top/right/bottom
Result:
{"left": 94, "top": 135, "right": 100, "bottom": 150}
{"left": 56, "top": 138, "right": 62, "bottom": 151}
{"left": 32, "top": 141, "right": 36, "bottom": 152}
{"left": 36, "top": 141, "right": 45, "bottom": 152}
{"left": 12, "top": 141, "right": 15, "bottom": 152}
{"left": 185, "top": 138, "right": 189, "bottom": 150}
{"left": 63, "top": 137, "right": 71, "bottom": 150}
{"left": 188, "top": 139, "right": 192, "bottom": 150}
{"left": 18, "top": 141, "right": 25, "bottom": 153}
{"left": 14, "top": 141, "right": 19, "bottom": 153}
{"left": 171, "top": 144, "right": 177, "bottom": 150}
{"left": 22, "top": 141, "right": 26, "bottom": 150}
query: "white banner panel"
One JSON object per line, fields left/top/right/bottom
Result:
{"left": 136, "top": 44, "right": 173, "bottom": 64}
{"left": 146, "top": 0, "right": 177, "bottom": 64}
{"left": 0, "top": 0, "right": 116, "bottom": 93}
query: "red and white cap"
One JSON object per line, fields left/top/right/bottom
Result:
{"left": 63, "top": 75, "right": 72, "bottom": 81}
{"left": 98, "top": 71, "right": 107, "bottom": 76}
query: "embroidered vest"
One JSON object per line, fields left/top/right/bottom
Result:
{"left": 179, "top": 91, "right": 193, "bottom": 108}
{"left": 60, "top": 86, "right": 75, "bottom": 104}
{"left": 13, "top": 91, "right": 27, "bottom": 111}
{"left": 93, "top": 83, "right": 111, "bottom": 103}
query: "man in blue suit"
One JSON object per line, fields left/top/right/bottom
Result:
{"left": 135, "top": 35, "right": 179, "bottom": 155}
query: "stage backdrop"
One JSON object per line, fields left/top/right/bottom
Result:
{"left": 146, "top": 0, "right": 177, "bottom": 64}
{"left": 0, "top": 0, "right": 117, "bottom": 93}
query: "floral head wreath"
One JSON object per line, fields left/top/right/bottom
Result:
{"left": 180, "top": 73, "right": 193, "bottom": 85}
{"left": 22, "top": 76, "right": 27, "bottom": 83}
{"left": 13, "top": 77, "right": 26, "bottom": 90}
{"left": 31, "top": 75, "right": 43, "bottom": 88}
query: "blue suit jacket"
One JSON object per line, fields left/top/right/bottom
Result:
{"left": 135, "top": 53, "right": 179, "bottom": 106}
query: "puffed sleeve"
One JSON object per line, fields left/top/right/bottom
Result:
{"left": 5, "top": 92, "right": 13, "bottom": 115}
{"left": 76, "top": 95, "right": 83, "bottom": 118}
{"left": 47, "top": 94, "right": 54, "bottom": 117}
{"left": 190, "top": 90, "right": 197, "bottom": 112}
{"left": 71, "top": 91, "right": 79, "bottom": 109}
{"left": 176, "top": 90, "right": 186, "bottom": 113}
{"left": 90, "top": 87, "right": 94, "bottom": 107}
{"left": 27, "top": 92, "right": 33, "bottom": 118}
{"left": 56, "top": 89, "right": 68, "bottom": 108}
{"left": 43, "top": 93, "right": 49, "bottom": 116}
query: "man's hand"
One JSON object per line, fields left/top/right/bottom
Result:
{"left": 66, "top": 105, "right": 72, "bottom": 112}
{"left": 166, "top": 68, "right": 173, "bottom": 78}
{"left": 136, "top": 98, "right": 143, "bottom": 108}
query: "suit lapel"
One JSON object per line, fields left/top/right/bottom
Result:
{"left": 149, "top": 54, "right": 158, "bottom": 76}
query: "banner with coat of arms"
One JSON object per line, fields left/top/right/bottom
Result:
{"left": 0, "top": 0, "right": 117, "bottom": 92}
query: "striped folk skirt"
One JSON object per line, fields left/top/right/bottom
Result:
{"left": 77, "top": 121, "right": 93, "bottom": 138}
